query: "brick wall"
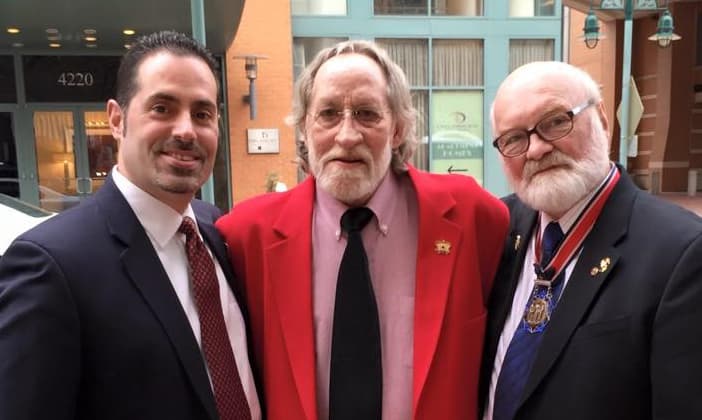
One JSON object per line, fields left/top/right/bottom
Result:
{"left": 225, "top": 0, "right": 298, "bottom": 205}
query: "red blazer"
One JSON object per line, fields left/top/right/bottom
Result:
{"left": 216, "top": 167, "right": 509, "bottom": 420}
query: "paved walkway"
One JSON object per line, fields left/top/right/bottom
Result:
{"left": 657, "top": 193, "right": 702, "bottom": 217}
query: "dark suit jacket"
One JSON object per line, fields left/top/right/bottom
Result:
{"left": 0, "top": 176, "right": 251, "bottom": 420}
{"left": 217, "top": 166, "right": 509, "bottom": 420}
{"left": 480, "top": 169, "right": 702, "bottom": 419}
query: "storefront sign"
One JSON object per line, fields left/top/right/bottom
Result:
{"left": 23, "top": 55, "right": 121, "bottom": 102}
{"left": 430, "top": 91, "right": 484, "bottom": 184}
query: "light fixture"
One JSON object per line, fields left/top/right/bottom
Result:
{"left": 234, "top": 54, "right": 268, "bottom": 120}
{"left": 648, "top": 10, "right": 681, "bottom": 48}
{"left": 583, "top": 1, "right": 681, "bottom": 50}
{"left": 7, "top": 27, "right": 20, "bottom": 34}
{"left": 123, "top": 29, "right": 136, "bottom": 36}
{"left": 45, "top": 28, "right": 59, "bottom": 34}
{"left": 583, "top": 7, "right": 600, "bottom": 49}
{"left": 83, "top": 28, "right": 97, "bottom": 35}
{"left": 84, "top": 36, "right": 97, "bottom": 42}
{"left": 49, "top": 43, "right": 61, "bottom": 48}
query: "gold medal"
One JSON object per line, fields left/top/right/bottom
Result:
{"left": 525, "top": 297, "right": 550, "bottom": 330}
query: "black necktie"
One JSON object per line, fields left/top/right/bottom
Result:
{"left": 493, "top": 222, "right": 565, "bottom": 420}
{"left": 329, "top": 207, "right": 382, "bottom": 420}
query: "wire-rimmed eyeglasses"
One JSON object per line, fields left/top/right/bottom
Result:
{"left": 492, "top": 99, "right": 597, "bottom": 158}
{"left": 312, "top": 107, "right": 386, "bottom": 129}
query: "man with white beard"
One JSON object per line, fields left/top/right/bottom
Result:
{"left": 479, "top": 61, "right": 702, "bottom": 420}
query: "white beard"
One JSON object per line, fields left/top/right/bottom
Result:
{"left": 510, "top": 126, "right": 611, "bottom": 217}
{"left": 310, "top": 144, "right": 392, "bottom": 207}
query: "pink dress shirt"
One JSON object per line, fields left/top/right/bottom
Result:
{"left": 311, "top": 170, "right": 419, "bottom": 420}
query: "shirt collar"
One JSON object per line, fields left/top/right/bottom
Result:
{"left": 315, "top": 169, "right": 401, "bottom": 240}
{"left": 112, "top": 166, "right": 196, "bottom": 248}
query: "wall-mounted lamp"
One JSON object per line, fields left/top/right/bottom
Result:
{"left": 234, "top": 54, "right": 268, "bottom": 120}
{"left": 582, "top": 0, "right": 681, "bottom": 50}
{"left": 583, "top": 7, "right": 601, "bottom": 49}
{"left": 647, "top": 10, "right": 682, "bottom": 48}
{"left": 580, "top": 0, "right": 682, "bottom": 169}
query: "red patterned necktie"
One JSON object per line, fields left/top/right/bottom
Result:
{"left": 179, "top": 216, "right": 251, "bottom": 420}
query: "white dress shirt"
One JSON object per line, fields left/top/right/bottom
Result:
{"left": 112, "top": 167, "right": 261, "bottom": 420}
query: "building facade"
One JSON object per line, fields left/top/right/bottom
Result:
{"left": 0, "top": 0, "right": 244, "bottom": 212}
{"left": 566, "top": 0, "right": 702, "bottom": 194}
{"left": 226, "top": 0, "right": 563, "bottom": 203}
{"left": 1, "top": 1, "right": 565, "bottom": 212}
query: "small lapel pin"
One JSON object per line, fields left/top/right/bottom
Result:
{"left": 590, "top": 257, "right": 612, "bottom": 276}
{"left": 599, "top": 257, "right": 611, "bottom": 273}
{"left": 514, "top": 234, "right": 522, "bottom": 251}
{"left": 434, "top": 240, "right": 451, "bottom": 255}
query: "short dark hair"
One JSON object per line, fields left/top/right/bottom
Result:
{"left": 114, "top": 30, "right": 219, "bottom": 109}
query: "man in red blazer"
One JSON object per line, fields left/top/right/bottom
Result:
{"left": 217, "top": 40, "right": 508, "bottom": 420}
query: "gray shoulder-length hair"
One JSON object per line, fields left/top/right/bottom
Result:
{"left": 288, "top": 40, "right": 418, "bottom": 174}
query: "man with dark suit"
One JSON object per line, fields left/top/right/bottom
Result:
{"left": 0, "top": 31, "right": 260, "bottom": 420}
{"left": 481, "top": 60, "right": 702, "bottom": 420}
{"left": 216, "top": 40, "right": 509, "bottom": 420}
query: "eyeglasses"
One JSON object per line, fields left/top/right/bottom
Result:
{"left": 312, "top": 107, "right": 386, "bottom": 129}
{"left": 492, "top": 99, "right": 597, "bottom": 158}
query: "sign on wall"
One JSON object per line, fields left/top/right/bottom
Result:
{"left": 430, "top": 91, "right": 484, "bottom": 184}
{"left": 247, "top": 129, "right": 280, "bottom": 154}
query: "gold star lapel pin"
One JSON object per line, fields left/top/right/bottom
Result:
{"left": 434, "top": 240, "right": 451, "bottom": 255}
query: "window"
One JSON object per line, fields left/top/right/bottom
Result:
{"left": 412, "top": 91, "right": 429, "bottom": 169}
{"left": 375, "top": 0, "right": 427, "bottom": 15}
{"left": 509, "top": 39, "right": 554, "bottom": 72}
{"left": 376, "top": 38, "right": 428, "bottom": 86}
{"left": 377, "top": 39, "right": 429, "bottom": 170}
{"left": 509, "top": 0, "right": 555, "bottom": 17}
{"left": 431, "top": 0, "right": 482, "bottom": 16}
{"left": 377, "top": 38, "right": 484, "bottom": 178}
{"left": 292, "top": 0, "right": 346, "bottom": 15}
{"left": 293, "top": 37, "right": 348, "bottom": 81}
{"left": 375, "top": 0, "right": 482, "bottom": 16}
{"left": 0, "top": 56, "right": 16, "bottom": 103}
{"left": 432, "top": 39, "right": 483, "bottom": 86}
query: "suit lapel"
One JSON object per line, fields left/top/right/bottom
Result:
{"left": 408, "top": 169, "right": 464, "bottom": 413}
{"left": 479, "top": 197, "right": 537, "bottom": 407}
{"left": 490, "top": 199, "right": 538, "bottom": 347}
{"left": 96, "top": 177, "right": 218, "bottom": 420}
{"left": 266, "top": 178, "right": 318, "bottom": 420}
{"left": 519, "top": 171, "right": 636, "bottom": 407}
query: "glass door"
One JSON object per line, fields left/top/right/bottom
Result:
{"left": 33, "top": 110, "right": 79, "bottom": 212}
{"left": 32, "top": 108, "right": 114, "bottom": 212}
{"left": 0, "top": 112, "right": 18, "bottom": 197}
{"left": 83, "top": 110, "right": 117, "bottom": 191}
